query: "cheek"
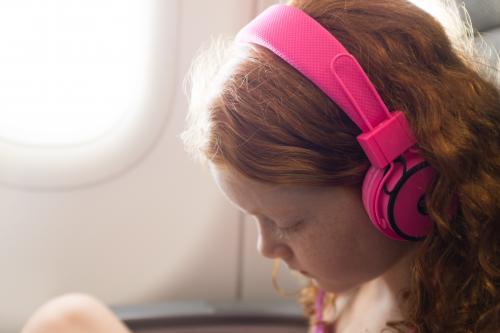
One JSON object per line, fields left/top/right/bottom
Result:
{"left": 295, "top": 209, "right": 395, "bottom": 284}
{"left": 298, "top": 215, "right": 413, "bottom": 292}
{"left": 296, "top": 218, "right": 358, "bottom": 271}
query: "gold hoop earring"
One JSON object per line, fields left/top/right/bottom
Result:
{"left": 271, "top": 258, "right": 311, "bottom": 298}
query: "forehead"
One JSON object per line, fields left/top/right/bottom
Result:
{"left": 209, "top": 164, "right": 321, "bottom": 218}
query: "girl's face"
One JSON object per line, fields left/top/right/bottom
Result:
{"left": 210, "top": 163, "right": 417, "bottom": 294}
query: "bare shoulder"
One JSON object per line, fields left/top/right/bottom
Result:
{"left": 21, "top": 293, "right": 132, "bottom": 333}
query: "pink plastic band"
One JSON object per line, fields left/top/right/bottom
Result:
{"left": 234, "top": 4, "right": 417, "bottom": 168}
{"left": 357, "top": 111, "right": 416, "bottom": 168}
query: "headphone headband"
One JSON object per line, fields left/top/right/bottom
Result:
{"left": 235, "top": 4, "right": 416, "bottom": 168}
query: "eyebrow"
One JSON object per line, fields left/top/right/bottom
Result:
{"left": 245, "top": 209, "right": 305, "bottom": 221}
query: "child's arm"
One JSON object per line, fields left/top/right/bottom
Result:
{"left": 20, "top": 293, "right": 132, "bottom": 333}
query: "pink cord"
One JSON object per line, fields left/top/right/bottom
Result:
{"left": 314, "top": 289, "right": 326, "bottom": 333}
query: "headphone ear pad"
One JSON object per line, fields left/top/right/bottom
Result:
{"left": 362, "top": 166, "right": 403, "bottom": 240}
{"left": 362, "top": 149, "right": 435, "bottom": 241}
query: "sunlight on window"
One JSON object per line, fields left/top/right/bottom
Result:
{"left": 0, "top": 0, "right": 155, "bottom": 146}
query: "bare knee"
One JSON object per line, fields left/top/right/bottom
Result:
{"left": 21, "top": 293, "right": 127, "bottom": 333}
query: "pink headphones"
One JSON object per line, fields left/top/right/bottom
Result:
{"left": 235, "top": 4, "right": 435, "bottom": 242}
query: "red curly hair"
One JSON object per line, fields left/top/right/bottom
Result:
{"left": 181, "top": 0, "right": 500, "bottom": 331}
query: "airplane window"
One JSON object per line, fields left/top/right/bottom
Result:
{"left": 0, "top": 0, "right": 178, "bottom": 188}
{"left": 0, "top": 0, "right": 156, "bottom": 146}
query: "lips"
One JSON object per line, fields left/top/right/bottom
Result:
{"left": 284, "top": 262, "right": 311, "bottom": 277}
{"left": 285, "top": 263, "right": 300, "bottom": 272}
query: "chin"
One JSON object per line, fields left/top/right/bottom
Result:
{"left": 313, "top": 278, "right": 360, "bottom": 295}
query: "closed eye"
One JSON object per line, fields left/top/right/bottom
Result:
{"left": 279, "top": 219, "right": 304, "bottom": 230}
{"left": 273, "top": 219, "right": 305, "bottom": 238}
{"left": 248, "top": 214, "right": 306, "bottom": 236}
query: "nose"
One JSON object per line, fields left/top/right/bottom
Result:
{"left": 255, "top": 219, "right": 293, "bottom": 261}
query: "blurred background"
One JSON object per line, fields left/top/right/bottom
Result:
{"left": 0, "top": 0, "right": 498, "bottom": 332}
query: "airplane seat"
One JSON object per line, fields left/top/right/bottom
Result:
{"left": 460, "top": 0, "right": 500, "bottom": 60}
{"left": 111, "top": 300, "right": 308, "bottom": 333}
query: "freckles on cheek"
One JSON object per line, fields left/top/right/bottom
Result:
{"left": 328, "top": 217, "right": 360, "bottom": 248}
{"left": 293, "top": 233, "right": 318, "bottom": 258}
{"left": 305, "top": 228, "right": 361, "bottom": 269}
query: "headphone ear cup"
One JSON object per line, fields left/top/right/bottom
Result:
{"left": 362, "top": 149, "right": 435, "bottom": 241}
{"left": 362, "top": 165, "right": 404, "bottom": 240}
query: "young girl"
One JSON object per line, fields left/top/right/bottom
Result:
{"left": 182, "top": 0, "right": 499, "bottom": 331}
{"left": 21, "top": 0, "right": 499, "bottom": 332}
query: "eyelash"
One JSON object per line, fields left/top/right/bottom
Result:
{"left": 249, "top": 215, "right": 305, "bottom": 238}
{"left": 273, "top": 220, "right": 304, "bottom": 238}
